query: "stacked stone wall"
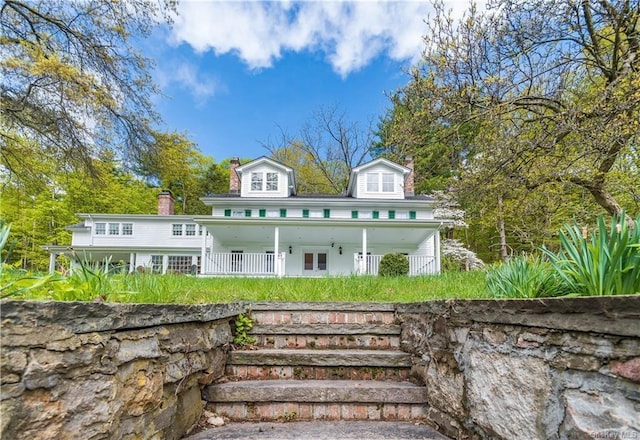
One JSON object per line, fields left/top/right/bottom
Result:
{"left": 1, "top": 301, "right": 243, "bottom": 440}
{"left": 398, "top": 296, "right": 640, "bottom": 440}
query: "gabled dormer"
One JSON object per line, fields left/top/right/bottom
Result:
{"left": 232, "top": 156, "right": 296, "bottom": 198}
{"left": 347, "top": 157, "right": 412, "bottom": 199}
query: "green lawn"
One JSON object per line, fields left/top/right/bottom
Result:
{"left": 9, "top": 270, "right": 489, "bottom": 304}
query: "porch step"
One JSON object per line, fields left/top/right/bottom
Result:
{"left": 228, "top": 349, "right": 412, "bottom": 367}
{"left": 203, "top": 380, "right": 428, "bottom": 422}
{"left": 249, "top": 302, "right": 397, "bottom": 326}
{"left": 251, "top": 324, "right": 401, "bottom": 350}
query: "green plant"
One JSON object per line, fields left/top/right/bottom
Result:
{"left": 542, "top": 213, "right": 640, "bottom": 296}
{"left": 0, "top": 221, "right": 62, "bottom": 299}
{"left": 233, "top": 313, "right": 257, "bottom": 346}
{"left": 486, "top": 254, "right": 568, "bottom": 298}
{"left": 378, "top": 253, "right": 409, "bottom": 277}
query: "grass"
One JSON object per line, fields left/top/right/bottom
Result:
{"left": 9, "top": 270, "right": 490, "bottom": 304}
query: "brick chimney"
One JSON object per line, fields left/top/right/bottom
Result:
{"left": 157, "top": 190, "right": 175, "bottom": 215}
{"left": 229, "top": 157, "right": 241, "bottom": 194}
{"left": 404, "top": 156, "right": 415, "bottom": 197}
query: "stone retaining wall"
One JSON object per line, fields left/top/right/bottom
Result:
{"left": 0, "top": 301, "right": 244, "bottom": 440}
{"left": 398, "top": 296, "right": 640, "bottom": 440}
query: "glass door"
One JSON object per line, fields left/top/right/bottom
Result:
{"left": 303, "top": 251, "right": 328, "bottom": 276}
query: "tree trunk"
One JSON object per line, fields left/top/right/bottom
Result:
{"left": 497, "top": 195, "right": 509, "bottom": 261}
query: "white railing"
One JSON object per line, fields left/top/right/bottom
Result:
{"left": 354, "top": 254, "right": 437, "bottom": 276}
{"left": 204, "top": 252, "right": 285, "bottom": 276}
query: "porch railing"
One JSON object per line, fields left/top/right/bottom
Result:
{"left": 203, "top": 252, "right": 285, "bottom": 276}
{"left": 354, "top": 254, "right": 437, "bottom": 276}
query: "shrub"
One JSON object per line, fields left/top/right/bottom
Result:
{"left": 542, "top": 212, "right": 640, "bottom": 296}
{"left": 378, "top": 253, "right": 409, "bottom": 277}
{"left": 486, "top": 254, "right": 568, "bottom": 298}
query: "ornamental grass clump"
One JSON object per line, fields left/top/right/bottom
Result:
{"left": 378, "top": 253, "right": 410, "bottom": 277}
{"left": 541, "top": 213, "right": 640, "bottom": 296}
{"left": 486, "top": 254, "right": 567, "bottom": 298}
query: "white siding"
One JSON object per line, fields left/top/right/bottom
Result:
{"left": 240, "top": 164, "right": 289, "bottom": 198}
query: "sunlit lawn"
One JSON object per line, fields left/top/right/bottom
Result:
{"left": 14, "top": 270, "right": 489, "bottom": 304}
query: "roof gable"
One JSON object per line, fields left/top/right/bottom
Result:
{"left": 346, "top": 158, "right": 410, "bottom": 197}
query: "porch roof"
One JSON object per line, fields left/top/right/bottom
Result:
{"left": 193, "top": 217, "right": 447, "bottom": 247}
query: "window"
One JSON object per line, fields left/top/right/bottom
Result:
{"left": 172, "top": 224, "right": 183, "bottom": 236}
{"left": 382, "top": 173, "right": 394, "bottom": 192}
{"left": 280, "top": 209, "right": 287, "bottom": 218}
{"left": 168, "top": 256, "right": 192, "bottom": 274}
{"left": 251, "top": 172, "right": 263, "bottom": 190}
{"left": 259, "top": 209, "right": 266, "bottom": 217}
{"left": 108, "top": 223, "right": 120, "bottom": 235}
{"left": 122, "top": 223, "right": 133, "bottom": 236}
{"left": 95, "top": 223, "right": 106, "bottom": 235}
{"left": 373, "top": 211, "right": 379, "bottom": 219}
{"left": 302, "top": 209, "right": 309, "bottom": 218}
{"left": 151, "top": 255, "right": 163, "bottom": 274}
{"left": 266, "top": 172, "right": 278, "bottom": 191}
{"left": 409, "top": 211, "right": 416, "bottom": 220}
{"left": 224, "top": 209, "right": 231, "bottom": 217}
{"left": 388, "top": 210, "right": 396, "bottom": 219}
{"left": 351, "top": 210, "right": 358, "bottom": 219}
{"left": 323, "top": 209, "right": 330, "bottom": 218}
{"left": 185, "top": 224, "right": 196, "bottom": 236}
{"left": 198, "top": 225, "right": 204, "bottom": 236}
{"left": 366, "top": 173, "right": 379, "bottom": 192}
{"left": 245, "top": 209, "right": 252, "bottom": 217}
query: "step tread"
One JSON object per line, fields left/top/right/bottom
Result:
{"left": 204, "top": 380, "right": 427, "bottom": 404}
{"left": 249, "top": 302, "right": 397, "bottom": 312}
{"left": 250, "top": 323, "right": 400, "bottom": 335}
{"left": 228, "top": 349, "right": 413, "bottom": 367}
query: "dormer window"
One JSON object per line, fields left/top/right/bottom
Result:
{"left": 366, "top": 172, "right": 395, "bottom": 193}
{"left": 251, "top": 171, "right": 279, "bottom": 191}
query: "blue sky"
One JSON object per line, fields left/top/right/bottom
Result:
{"left": 146, "top": 1, "right": 476, "bottom": 162}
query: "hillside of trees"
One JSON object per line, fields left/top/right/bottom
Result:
{"left": 1, "top": 0, "right": 638, "bottom": 270}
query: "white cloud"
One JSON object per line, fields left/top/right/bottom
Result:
{"left": 155, "top": 59, "right": 220, "bottom": 105}
{"left": 169, "top": 0, "right": 482, "bottom": 77}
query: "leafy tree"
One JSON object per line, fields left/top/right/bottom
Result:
{"left": 379, "top": 0, "right": 639, "bottom": 260}
{"left": 269, "top": 141, "right": 336, "bottom": 194}
{"left": 0, "top": 0, "right": 175, "bottom": 178}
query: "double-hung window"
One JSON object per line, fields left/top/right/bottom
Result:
{"left": 122, "top": 223, "right": 133, "bottom": 236}
{"left": 95, "top": 223, "right": 106, "bottom": 235}
{"left": 366, "top": 172, "right": 395, "bottom": 193}
{"left": 185, "top": 224, "right": 196, "bottom": 236}
{"left": 108, "top": 223, "right": 120, "bottom": 235}
{"left": 251, "top": 172, "right": 263, "bottom": 190}
{"left": 366, "top": 173, "right": 379, "bottom": 192}
{"left": 266, "top": 172, "right": 278, "bottom": 191}
{"left": 172, "top": 224, "right": 183, "bottom": 236}
{"left": 382, "top": 173, "right": 394, "bottom": 192}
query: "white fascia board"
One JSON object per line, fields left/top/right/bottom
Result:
{"left": 76, "top": 214, "right": 197, "bottom": 221}
{"left": 193, "top": 216, "right": 452, "bottom": 229}
{"left": 200, "top": 197, "right": 435, "bottom": 209}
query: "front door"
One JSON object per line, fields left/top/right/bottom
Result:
{"left": 302, "top": 250, "right": 328, "bottom": 276}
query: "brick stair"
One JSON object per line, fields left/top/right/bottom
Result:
{"left": 202, "top": 302, "right": 429, "bottom": 423}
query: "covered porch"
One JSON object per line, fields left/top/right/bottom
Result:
{"left": 195, "top": 217, "right": 443, "bottom": 277}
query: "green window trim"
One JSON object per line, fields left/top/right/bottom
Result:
{"left": 302, "top": 209, "right": 309, "bottom": 218}
{"left": 224, "top": 209, "right": 231, "bottom": 217}
{"left": 409, "top": 211, "right": 416, "bottom": 220}
{"left": 351, "top": 210, "right": 358, "bottom": 219}
{"left": 280, "top": 209, "right": 287, "bottom": 218}
{"left": 245, "top": 209, "right": 252, "bottom": 217}
{"left": 259, "top": 209, "right": 266, "bottom": 217}
{"left": 372, "top": 210, "right": 379, "bottom": 219}
{"left": 388, "top": 210, "right": 395, "bottom": 219}
{"left": 323, "top": 209, "right": 330, "bottom": 218}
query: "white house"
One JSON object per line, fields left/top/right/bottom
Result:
{"left": 45, "top": 156, "right": 452, "bottom": 277}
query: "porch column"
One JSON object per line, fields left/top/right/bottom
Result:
{"left": 48, "top": 252, "right": 56, "bottom": 274}
{"left": 274, "top": 226, "right": 280, "bottom": 276}
{"left": 361, "top": 228, "right": 368, "bottom": 274}
{"left": 200, "top": 226, "right": 207, "bottom": 275}
{"left": 434, "top": 229, "right": 441, "bottom": 273}
{"left": 129, "top": 253, "right": 135, "bottom": 273}
{"left": 162, "top": 255, "right": 169, "bottom": 274}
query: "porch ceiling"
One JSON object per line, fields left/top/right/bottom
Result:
{"left": 204, "top": 224, "right": 435, "bottom": 248}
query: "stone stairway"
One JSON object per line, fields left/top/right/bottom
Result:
{"left": 202, "top": 302, "right": 430, "bottom": 423}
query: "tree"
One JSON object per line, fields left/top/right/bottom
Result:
{"left": 269, "top": 141, "right": 336, "bottom": 194}
{"left": 263, "top": 105, "right": 376, "bottom": 194}
{"left": 0, "top": 0, "right": 176, "bottom": 179}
